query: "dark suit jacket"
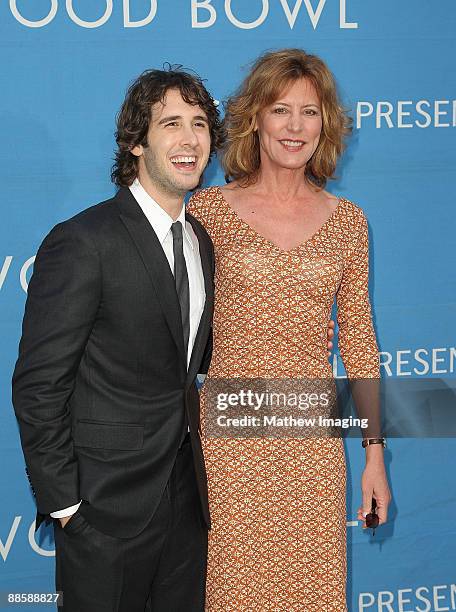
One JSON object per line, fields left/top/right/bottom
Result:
{"left": 12, "top": 187, "right": 214, "bottom": 538}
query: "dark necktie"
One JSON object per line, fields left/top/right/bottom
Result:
{"left": 171, "top": 221, "right": 190, "bottom": 359}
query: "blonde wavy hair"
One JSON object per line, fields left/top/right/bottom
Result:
{"left": 222, "top": 49, "right": 352, "bottom": 188}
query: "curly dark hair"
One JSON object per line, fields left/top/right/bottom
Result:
{"left": 111, "top": 66, "right": 225, "bottom": 187}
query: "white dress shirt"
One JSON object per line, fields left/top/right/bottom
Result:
{"left": 50, "top": 179, "right": 206, "bottom": 519}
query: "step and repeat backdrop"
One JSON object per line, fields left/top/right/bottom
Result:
{"left": 1, "top": 1, "right": 455, "bottom": 610}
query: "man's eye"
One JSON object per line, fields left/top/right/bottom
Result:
{"left": 194, "top": 122, "right": 208, "bottom": 128}
{"left": 165, "top": 121, "right": 179, "bottom": 127}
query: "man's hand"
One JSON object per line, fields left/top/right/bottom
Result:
{"left": 59, "top": 515, "right": 72, "bottom": 528}
{"left": 327, "top": 319, "right": 335, "bottom": 357}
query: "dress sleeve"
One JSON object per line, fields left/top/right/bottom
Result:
{"left": 336, "top": 212, "right": 380, "bottom": 378}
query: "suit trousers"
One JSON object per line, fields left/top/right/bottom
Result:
{"left": 53, "top": 436, "right": 208, "bottom": 611}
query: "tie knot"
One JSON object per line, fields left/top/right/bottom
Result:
{"left": 171, "top": 221, "right": 183, "bottom": 240}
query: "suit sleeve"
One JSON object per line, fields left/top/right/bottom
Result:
{"left": 50, "top": 501, "right": 82, "bottom": 518}
{"left": 12, "top": 220, "right": 101, "bottom": 514}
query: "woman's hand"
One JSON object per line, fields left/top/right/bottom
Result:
{"left": 327, "top": 319, "right": 335, "bottom": 357}
{"left": 357, "top": 447, "right": 391, "bottom": 529}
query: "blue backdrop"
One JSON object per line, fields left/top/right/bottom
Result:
{"left": 1, "top": 1, "right": 455, "bottom": 610}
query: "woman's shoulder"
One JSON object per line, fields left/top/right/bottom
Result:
{"left": 337, "top": 196, "right": 369, "bottom": 231}
{"left": 187, "top": 185, "right": 220, "bottom": 213}
{"left": 337, "top": 195, "right": 365, "bottom": 216}
{"left": 190, "top": 185, "right": 221, "bottom": 201}
{"left": 186, "top": 185, "right": 224, "bottom": 232}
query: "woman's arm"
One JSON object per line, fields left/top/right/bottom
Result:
{"left": 336, "top": 209, "right": 391, "bottom": 527}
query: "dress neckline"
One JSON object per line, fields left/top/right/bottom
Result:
{"left": 215, "top": 186, "right": 344, "bottom": 255}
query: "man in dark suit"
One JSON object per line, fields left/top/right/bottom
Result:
{"left": 12, "top": 68, "right": 224, "bottom": 611}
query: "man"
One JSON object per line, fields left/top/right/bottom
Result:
{"left": 12, "top": 68, "right": 223, "bottom": 611}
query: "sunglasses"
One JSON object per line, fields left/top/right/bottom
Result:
{"left": 365, "top": 498, "right": 379, "bottom": 535}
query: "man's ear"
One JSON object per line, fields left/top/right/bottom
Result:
{"left": 131, "top": 144, "right": 143, "bottom": 157}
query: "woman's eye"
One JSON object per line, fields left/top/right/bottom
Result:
{"left": 273, "top": 107, "right": 287, "bottom": 114}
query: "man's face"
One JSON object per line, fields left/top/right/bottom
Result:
{"left": 132, "top": 88, "right": 211, "bottom": 197}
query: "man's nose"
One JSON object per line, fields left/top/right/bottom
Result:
{"left": 180, "top": 124, "right": 198, "bottom": 147}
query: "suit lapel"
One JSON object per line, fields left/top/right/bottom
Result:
{"left": 115, "top": 188, "right": 187, "bottom": 366}
{"left": 186, "top": 212, "right": 214, "bottom": 385}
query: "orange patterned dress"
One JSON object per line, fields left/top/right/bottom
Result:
{"left": 187, "top": 187, "right": 380, "bottom": 611}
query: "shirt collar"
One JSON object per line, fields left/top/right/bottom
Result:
{"left": 129, "top": 179, "right": 194, "bottom": 249}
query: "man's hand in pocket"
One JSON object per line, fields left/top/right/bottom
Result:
{"left": 59, "top": 515, "right": 73, "bottom": 528}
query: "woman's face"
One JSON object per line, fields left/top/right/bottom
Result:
{"left": 255, "top": 78, "right": 322, "bottom": 173}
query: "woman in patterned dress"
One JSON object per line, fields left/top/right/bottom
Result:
{"left": 188, "top": 49, "right": 391, "bottom": 611}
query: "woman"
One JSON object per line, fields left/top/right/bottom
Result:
{"left": 188, "top": 49, "right": 391, "bottom": 611}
